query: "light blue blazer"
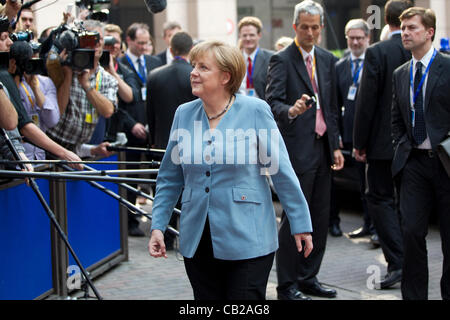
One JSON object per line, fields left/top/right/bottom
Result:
{"left": 150, "top": 94, "right": 312, "bottom": 260}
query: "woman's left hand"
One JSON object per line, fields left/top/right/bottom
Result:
{"left": 294, "top": 233, "right": 313, "bottom": 258}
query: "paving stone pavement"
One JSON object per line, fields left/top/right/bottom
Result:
{"left": 77, "top": 200, "right": 444, "bottom": 301}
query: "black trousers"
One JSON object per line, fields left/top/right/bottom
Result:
{"left": 276, "top": 136, "right": 331, "bottom": 290}
{"left": 366, "top": 159, "right": 403, "bottom": 272}
{"left": 400, "top": 150, "right": 450, "bottom": 300}
{"left": 183, "top": 218, "right": 275, "bottom": 300}
{"left": 330, "top": 147, "right": 371, "bottom": 232}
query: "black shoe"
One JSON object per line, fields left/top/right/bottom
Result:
{"left": 348, "top": 226, "right": 371, "bottom": 238}
{"left": 277, "top": 287, "right": 312, "bottom": 300}
{"left": 378, "top": 269, "right": 402, "bottom": 289}
{"left": 128, "top": 226, "right": 145, "bottom": 237}
{"left": 370, "top": 234, "right": 380, "bottom": 248}
{"left": 329, "top": 224, "right": 343, "bottom": 237}
{"left": 299, "top": 281, "right": 337, "bottom": 298}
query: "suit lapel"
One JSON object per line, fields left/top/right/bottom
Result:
{"left": 315, "top": 48, "right": 329, "bottom": 113}
{"left": 400, "top": 64, "right": 413, "bottom": 133}
{"left": 424, "top": 52, "right": 443, "bottom": 112}
{"left": 289, "top": 43, "right": 314, "bottom": 95}
{"left": 344, "top": 57, "right": 352, "bottom": 88}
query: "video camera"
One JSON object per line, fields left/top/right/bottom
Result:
{"left": 45, "top": 23, "right": 98, "bottom": 71}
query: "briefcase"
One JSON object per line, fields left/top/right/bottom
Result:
{"left": 437, "top": 132, "right": 450, "bottom": 178}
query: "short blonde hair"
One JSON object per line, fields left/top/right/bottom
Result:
{"left": 238, "top": 16, "right": 263, "bottom": 34}
{"left": 189, "top": 40, "right": 245, "bottom": 95}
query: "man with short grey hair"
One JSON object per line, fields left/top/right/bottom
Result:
{"left": 266, "top": 0, "right": 343, "bottom": 300}
{"left": 330, "top": 19, "right": 375, "bottom": 239}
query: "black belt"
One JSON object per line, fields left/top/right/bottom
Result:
{"left": 411, "top": 148, "right": 434, "bottom": 158}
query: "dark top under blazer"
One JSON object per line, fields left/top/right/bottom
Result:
{"left": 265, "top": 41, "right": 340, "bottom": 175}
{"left": 353, "top": 34, "right": 411, "bottom": 160}
{"left": 391, "top": 51, "right": 450, "bottom": 177}
{"left": 251, "top": 48, "right": 274, "bottom": 99}
{"left": 147, "top": 59, "right": 197, "bottom": 148}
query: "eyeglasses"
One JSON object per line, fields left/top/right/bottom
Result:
{"left": 346, "top": 36, "right": 366, "bottom": 42}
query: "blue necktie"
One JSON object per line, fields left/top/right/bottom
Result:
{"left": 352, "top": 58, "right": 361, "bottom": 79}
{"left": 413, "top": 61, "right": 427, "bottom": 145}
{"left": 138, "top": 57, "right": 146, "bottom": 82}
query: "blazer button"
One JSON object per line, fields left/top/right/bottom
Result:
{"left": 206, "top": 171, "right": 210, "bottom": 177}
{"left": 205, "top": 187, "right": 210, "bottom": 193}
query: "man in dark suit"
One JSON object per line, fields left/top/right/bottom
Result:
{"left": 147, "top": 31, "right": 196, "bottom": 149}
{"left": 392, "top": 7, "right": 450, "bottom": 300}
{"left": 119, "top": 22, "right": 162, "bottom": 237}
{"left": 353, "top": 0, "right": 412, "bottom": 289}
{"left": 237, "top": 16, "right": 273, "bottom": 100}
{"left": 155, "top": 21, "right": 182, "bottom": 66}
{"left": 332, "top": 19, "right": 375, "bottom": 239}
{"left": 147, "top": 31, "right": 197, "bottom": 249}
{"left": 266, "top": 0, "right": 344, "bottom": 300}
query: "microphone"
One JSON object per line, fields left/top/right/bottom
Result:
{"left": 144, "top": 0, "right": 167, "bottom": 14}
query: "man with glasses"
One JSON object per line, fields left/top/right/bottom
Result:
{"left": 331, "top": 19, "right": 376, "bottom": 241}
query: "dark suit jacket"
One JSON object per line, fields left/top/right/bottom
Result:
{"left": 266, "top": 42, "right": 340, "bottom": 175}
{"left": 335, "top": 55, "right": 360, "bottom": 146}
{"left": 118, "top": 54, "right": 162, "bottom": 145}
{"left": 156, "top": 50, "right": 167, "bottom": 65}
{"left": 252, "top": 48, "right": 274, "bottom": 99}
{"left": 147, "top": 59, "right": 197, "bottom": 149}
{"left": 391, "top": 51, "right": 450, "bottom": 177}
{"left": 353, "top": 34, "right": 411, "bottom": 160}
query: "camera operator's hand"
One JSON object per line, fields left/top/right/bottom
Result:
{"left": 18, "top": 151, "right": 33, "bottom": 187}
{"left": 24, "top": 73, "right": 46, "bottom": 109}
{"left": 77, "top": 69, "right": 91, "bottom": 91}
{"left": 91, "top": 142, "right": 114, "bottom": 158}
{"left": 5, "top": 0, "right": 22, "bottom": 22}
{"left": 60, "top": 149, "right": 84, "bottom": 171}
{"left": 78, "top": 8, "right": 90, "bottom": 21}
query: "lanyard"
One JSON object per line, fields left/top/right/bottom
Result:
{"left": 246, "top": 47, "right": 259, "bottom": 86}
{"left": 21, "top": 79, "right": 39, "bottom": 109}
{"left": 174, "top": 56, "right": 187, "bottom": 62}
{"left": 125, "top": 54, "right": 146, "bottom": 84}
{"left": 410, "top": 49, "right": 436, "bottom": 104}
{"left": 351, "top": 60, "right": 363, "bottom": 85}
{"left": 294, "top": 38, "right": 316, "bottom": 83}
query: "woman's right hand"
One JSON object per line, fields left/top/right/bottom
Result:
{"left": 149, "top": 229, "right": 167, "bottom": 258}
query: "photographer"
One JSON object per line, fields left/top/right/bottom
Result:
{"left": 46, "top": 19, "right": 118, "bottom": 158}
{"left": 0, "top": 15, "right": 83, "bottom": 170}
{"left": 90, "top": 23, "right": 140, "bottom": 143}
{"left": 9, "top": 40, "right": 60, "bottom": 162}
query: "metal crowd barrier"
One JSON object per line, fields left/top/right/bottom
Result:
{"left": 0, "top": 153, "right": 129, "bottom": 300}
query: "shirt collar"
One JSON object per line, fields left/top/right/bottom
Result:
{"left": 388, "top": 30, "right": 402, "bottom": 39}
{"left": 126, "top": 49, "right": 142, "bottom": 65}
{"left": 350, "top": 52, "right": 365, "bottom": 62}
{"left": 413, "top": 45, "right": 435, "bottom": 71}
{"left": 300, "top": 46, "right": 315, "bottom": 62}
{"left": 243, "top": 47, "right": 259, "bottom": 61}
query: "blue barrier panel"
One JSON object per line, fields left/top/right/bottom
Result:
{"left": 66, "top": 155, "right": 121, "bottom": 269}
{"left": 0, "top": 179, "right": 53, "bottom": 300}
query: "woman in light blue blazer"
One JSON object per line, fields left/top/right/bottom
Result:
{"left": 148, "top": 40, "right": 312, "bottom": 300}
